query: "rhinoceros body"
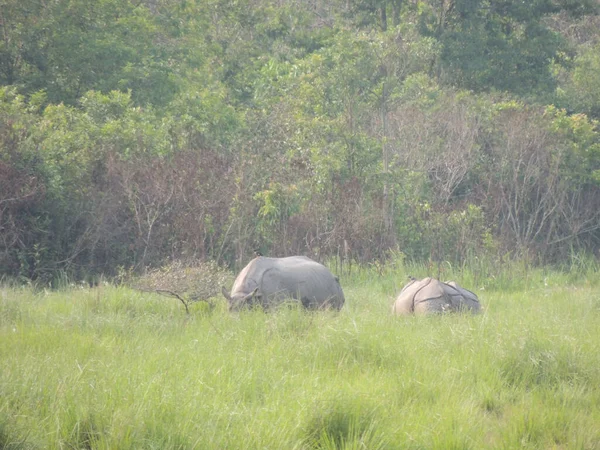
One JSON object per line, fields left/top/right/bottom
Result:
{"left": 392, "top": 277, "right": 481, "bottom": 315}
{"left": 222, "top": 256, "right": 345, "bottom": 311}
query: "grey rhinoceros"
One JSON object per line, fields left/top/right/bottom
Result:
{"left": 392, "top": 277, "right": 481, "bottom": 315}
{"left": 221, "top": 256, "right": 345, "bottom": 311}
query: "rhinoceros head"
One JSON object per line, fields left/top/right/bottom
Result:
{"left": 221, "top": 286, "right": 262, "bottom": 311}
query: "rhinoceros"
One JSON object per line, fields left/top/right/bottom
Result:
{"left": 392, "top": 277, "right": 481, "bottom": 315}
{"left": 221, "top": 256, "right": 345, "bottom": 311}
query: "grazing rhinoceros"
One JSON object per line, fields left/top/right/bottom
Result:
{"left": 392, "top": 277, "right": 481, "bottom": 315}
{"left": 221, "top": 256, "right": 345, "bottom": 311}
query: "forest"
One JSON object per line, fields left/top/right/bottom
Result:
{"left": 2, "top": 0, "right": 600, "bottom": 282}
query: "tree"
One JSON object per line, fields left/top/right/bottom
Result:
{"left": 558, "top": 44, "right": 600, "bottom": 118}
{"left": 0, "top": 0, "right": 179, "bottom": 106}
{"left": 348, "top": 0, "right": 406, "bottom": 30}
{"left": 421, "top": 0, "right": 598, "bottom": 96}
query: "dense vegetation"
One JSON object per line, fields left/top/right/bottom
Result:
{"left": 2, "top": 0, "right": 600, "bottom": 282}
{"left": 1, "top": 265, "right": 599, "bottom": 448}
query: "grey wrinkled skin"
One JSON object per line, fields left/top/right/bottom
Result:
{"left": 392, "top": 277, "right": 481, "bottom": 315}
{"left": 222, "top": 256, "right": 345, "bottom": 311}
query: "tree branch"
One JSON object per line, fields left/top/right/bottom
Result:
{"left": 142, "top": 288, "right": 190, "bottom": 314}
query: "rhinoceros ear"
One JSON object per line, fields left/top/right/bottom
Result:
{"left": 221, "top": 286, "right": 232, "bottom": 301}
{"left": 243, "top": 287, "right": 261, "bottom": 302}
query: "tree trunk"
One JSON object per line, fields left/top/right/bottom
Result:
{"left": 380, "top": 5, "right": 387, "bottom": 31}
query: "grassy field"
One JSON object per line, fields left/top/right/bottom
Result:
{"left": 1, "top": 265, "right": 600, "bottom": 449}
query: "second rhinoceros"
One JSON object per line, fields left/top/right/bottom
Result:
{"left": 392, "top": 277, "right": 481, "bottom": 315}
{"left": 221, "top": 256, "right": 345, "bottom": 311}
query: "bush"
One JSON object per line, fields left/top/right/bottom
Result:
{"left": 132, "top": 260, "right": 233, "bottom": 313}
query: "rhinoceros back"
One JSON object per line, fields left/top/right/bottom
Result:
{"left": 393, "top": 277, "right": 480, "bottom": 315}
{"left": 232, "top": 256, "right": 344, "bottom": 310}
{"left": 393, "top": 278, "right": 447, "bottom": 314}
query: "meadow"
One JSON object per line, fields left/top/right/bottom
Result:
{"left": 1, "top": 263, "right": 600, "bottom": 449}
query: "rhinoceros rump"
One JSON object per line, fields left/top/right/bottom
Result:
{"left": 392, "top": 277, "right": 481, "bottom": 315}
{"left": 222, "top": 256, "right": 345, "bottom": 311}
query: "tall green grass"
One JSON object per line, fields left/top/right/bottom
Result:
{"left": 1, "top": 266, "right": 600, "bottom": 449}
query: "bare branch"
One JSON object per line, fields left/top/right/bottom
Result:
{"left": 149, "top": 288, "right": 191, "bottom": 314}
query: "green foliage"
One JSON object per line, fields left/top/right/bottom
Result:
{"left": 255, "top": 182, "right": 302, "bottom": 236}
{"left": 557, "top": 44, "right": 600, "bottom": 118}
{"left": 1, "top": 0, "right": 600, "bottom": 279}
{"left": 422, "top": 0, "right": 575, "bottom": 97}
{"left": 0, "top": 88, "right": 173, "bottom": 280}
{"left": 0, "top": 0, "right": 179, "bottom": 106}
{"left": 167, "top": 82, "right": 243, "bottom": 149}
{"left": 290, "top": 31, "right": 382, "bottom": 180}
{"left": 546, "top": 105, "right": 600, "bottom": 184}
